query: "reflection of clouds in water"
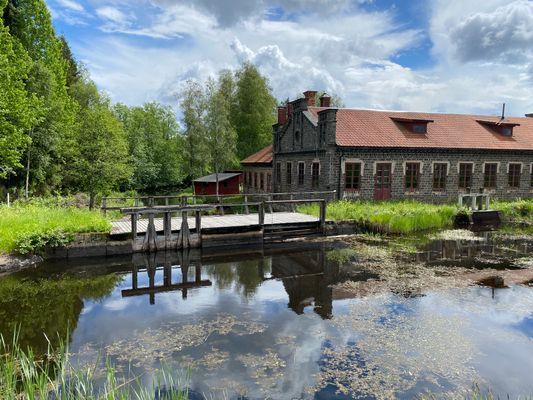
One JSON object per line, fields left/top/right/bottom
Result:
{"left": 68, "top": 255, "right": 533, "bottom": 399}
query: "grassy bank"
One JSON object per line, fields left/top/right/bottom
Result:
{"left": 0, "top": 202, "right": 111, "bottom": 254}
{"left": 493, "top": 198, "right": 533, "bottom": 225}
{"left": 299, "top": 200, "right": 458, "bottom": 234}
{"left": 0, "top": 334, "right": 188, "bottom": 400}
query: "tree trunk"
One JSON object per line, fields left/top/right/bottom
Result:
{"left": 89, "top": 192, "right": 96, "bottom": 210}
{"left": 25, "top": 145, "right": 31, "bottom": 199}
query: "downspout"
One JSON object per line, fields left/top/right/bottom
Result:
{"left": 337, "top": 149, "right": 344, "bottom": 200}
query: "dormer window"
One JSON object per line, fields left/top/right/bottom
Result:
{"left": 476, "top": 120, "right": 519, "bottom": 137}
{"left": 391, "top": 117, "right": 433, "bottom": 134}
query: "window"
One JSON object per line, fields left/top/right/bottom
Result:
{"left": 311, "top": 162, "right": 320, "bottom": 188}
{"left": 484, "top": 163, "right": 498, "bottom": 188}
{"left": 298, "top": 162, "right": 305, "bottom": 186}
{"left": 458, "top": 163, "right": 473, "bottom": 189}
{"left": 286, "top": 162, "right": 292, "bottom": 185}
{"left": 508, "top": 163, "right": 521, "bottom": 188}
{"left": 405, "top": 162, "right": 420, "bottom": 191}
{"left": 433, "top": 163, "right": 447, "bottom": 191}
{"left": 412, "top": 124, "right": 427, "bottom": 133}
{"left": 275, "top": 163, "right": 281, "bottom": 185}
{"left": 345, "top": 162, "right": 361, "bottom": 190}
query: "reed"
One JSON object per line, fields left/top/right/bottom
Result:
{"left": 298, "top": 200, "right": 458, "bottom": 234}
{"left": 0, "top": 332, "right": 189, "bottom": 400}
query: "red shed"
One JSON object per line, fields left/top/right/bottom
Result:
{"left": 193, "top": 172, "right": 242, "bottom": 196}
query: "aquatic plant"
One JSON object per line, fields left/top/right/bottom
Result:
{"left": 0, "top": 332, "right": 189, "bottom": 400}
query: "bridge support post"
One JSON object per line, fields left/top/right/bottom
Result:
{"left": 319, "top": 200, "right": 327, "bottom": 235}
{"left": 177, "top": 211, "right": 191, "bottom": 249}
{"left": 195, "top": 210, "right": 202, "bottom": 247}
{"left": 163, "top": 212, "right": 172, "bottom": 249}
{"left": 143, "top": 213, "right": 157, "bottom": 252}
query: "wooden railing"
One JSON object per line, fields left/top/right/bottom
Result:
{"left": 458, "top": 193, "right": 491, "bottom": 211}
{"left": 119, "top": 198, "right": 328, "bottom": 252}
{"left": 102, "top": 190, "right": 336, "bottom": 215}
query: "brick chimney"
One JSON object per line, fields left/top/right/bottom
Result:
{"left": 277, "top": 106, "right": 287, "bottom": 125}
{"left": 525, "top": 113, "right": 533, "bottom": 118}
{"left": 320, "top": 93, "right": 331, "bottom": 107}
{"left": 303, "top": 90, "right": 317, "bottom": 107}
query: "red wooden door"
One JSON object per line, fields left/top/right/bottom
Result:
{"left": 374, "top": 163, "right": 392, "bottom": 200}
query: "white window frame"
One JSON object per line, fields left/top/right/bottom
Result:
{"left": 342, "top": 158, "right": 365, "bottom": 176}
{"left": 373, "top": 161, "right": 396, "bottom": 175}
{"left": 457, "top": 161, "right": 475, "bottom": 173}
{"left": 402, "top": 161, "right": 423, "bottom": 175}
{"left": 483, "top": 161, "right": 500, "bottom": 174}
{"left": 432, "top": 161, "right": 450, "bottom": 176}
{"left": 297, "top": 161, "right": 305, "bottom": 185}
{"left": 506, "top": 162, "right": 523, "bottom": 173}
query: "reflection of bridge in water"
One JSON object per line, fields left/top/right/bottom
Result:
{"left": 120, "top": 243, "right": 344, "bottom": 318}
{"left": 121, "top": 252, "right": 212, "bottom": 305}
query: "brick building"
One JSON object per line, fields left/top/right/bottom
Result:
{"left": 272, "top": 91, "right": 533, "bottom": 201}
{"left": 241, "top": 144, "right": 273, "bottom": 194}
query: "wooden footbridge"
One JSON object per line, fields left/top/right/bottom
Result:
{"left": 104, "top": 192, "right": 335, "bottom": 253}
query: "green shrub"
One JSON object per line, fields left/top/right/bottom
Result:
{"left": 14, "top": 230, "right": 74, "bottom": 255}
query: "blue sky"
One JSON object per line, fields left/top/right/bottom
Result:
{"left": 46, "top": 0, "right": 533, "bottom": 116}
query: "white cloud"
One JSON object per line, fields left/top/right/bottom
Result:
{"left": 66, "top": 0, "right": 533, "bottom": 116}
{"left": 56, "top": 0, "right": 85, "bottom": 12}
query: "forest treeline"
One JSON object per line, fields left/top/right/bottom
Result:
{"left": 0, "top": 0, "right": 277, "bottom": 207}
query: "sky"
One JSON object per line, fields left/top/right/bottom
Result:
{"left": 45, "top": 0, "right": 533, "bottom": 116}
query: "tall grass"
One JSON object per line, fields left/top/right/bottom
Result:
{"left": 0, "top": 202, "right": 111, "bottom": 254}
{"left": 298, "top": 200, "right": 458, "bottom": 234}
{"left": 0, "top": 332, "right": 189, "bottom": 400}
{"left": 492, "top": 198, "right": 533, "bottom": 224}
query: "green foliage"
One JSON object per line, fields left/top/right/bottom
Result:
{"left": 493, "top": 198, "right": 533, "bottom": 224}
{"left": 0, "top": 202, "right": 111, "bottom": 253}
{"left": 68, "top": 75, "right": 132, "bottom": 208}
{"left": 299, "top": 200, "right": 459, "bottom": 234}
{"left": 115, "top": 102, "right": 182, "bottom": 190}
{"left": 14, "top": 229, "right": 73, "bottom": 254}
{"left": 0, "top": 333, "right": 189, "bottom": 399}
{"left": 205, "top": 71, "right": 238, "bottom": 185}
{"left": 0, "top": 1, "right": 38, "bottom": 178}
{"left": 232, "top": 62, "right": 277, "bottom": 159}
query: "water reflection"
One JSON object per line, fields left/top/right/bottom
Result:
{"left": 120, "top": 243, "right": 346, "bottom": 319}
{"left": 0, "top": 238, "right": 532, "bottom": 399}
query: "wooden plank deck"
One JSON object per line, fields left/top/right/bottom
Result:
{"left": 111, "top": 212, "right": 319, "bottom": 235}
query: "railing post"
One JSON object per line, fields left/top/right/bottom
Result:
{"left": 258, "top": 202, "right": 265, "bottom": 227}
{"left": 290, "top": 193, "right": 295, "bottom": 212}
{"left": 485, "top": 194, "right": 490, "bottom": 210}
{"left": 131, "top": 213, "right": 138, "bottom": 241}
{"left": 268, "top": 194, "right": 273, "bottom": 214}
{"left": 319, "top": 200, "right": 327, "bottom": 235}
{"left": 165, "top": 197, "right": 169, "bottom": 206}
{"left": 148, "top": 197, "right": 154, "bottom": 207}
{"left": 102, "top": 197, "right": 107, "bottom": 216}
{"left": 218, "top": 196, "right": 224, "bottom": 216}
{"left": 244, "top": 195, "right": 249, "bottom": 215}
{"left": 181, "top": 196, "right": 187, "bottom": 207}
{"left": 134, "top": 198, "right": 139, "bottom": 207}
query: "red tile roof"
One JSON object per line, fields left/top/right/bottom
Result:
{"left": 241, "top": 144, "right": 273, "bottom": 164}
{"left": 307, "top": 107, "right": 533, "bottom": 151}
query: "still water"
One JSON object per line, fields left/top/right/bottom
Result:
{"left": 1, "top": 236, "right": 533, "bottom": 399}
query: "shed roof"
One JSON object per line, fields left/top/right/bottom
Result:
{"left": 306, "top": 107, "right": 533, "bottom": 151}
{"left": 241, "top": 144, "right": 273, "bottom": 164}
{"left": 193, "top": 172, "right": 241, "bottom": 183}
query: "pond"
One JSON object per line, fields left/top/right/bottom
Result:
{"left": 1, "top": 231, "right": 533, "bottom": 399}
